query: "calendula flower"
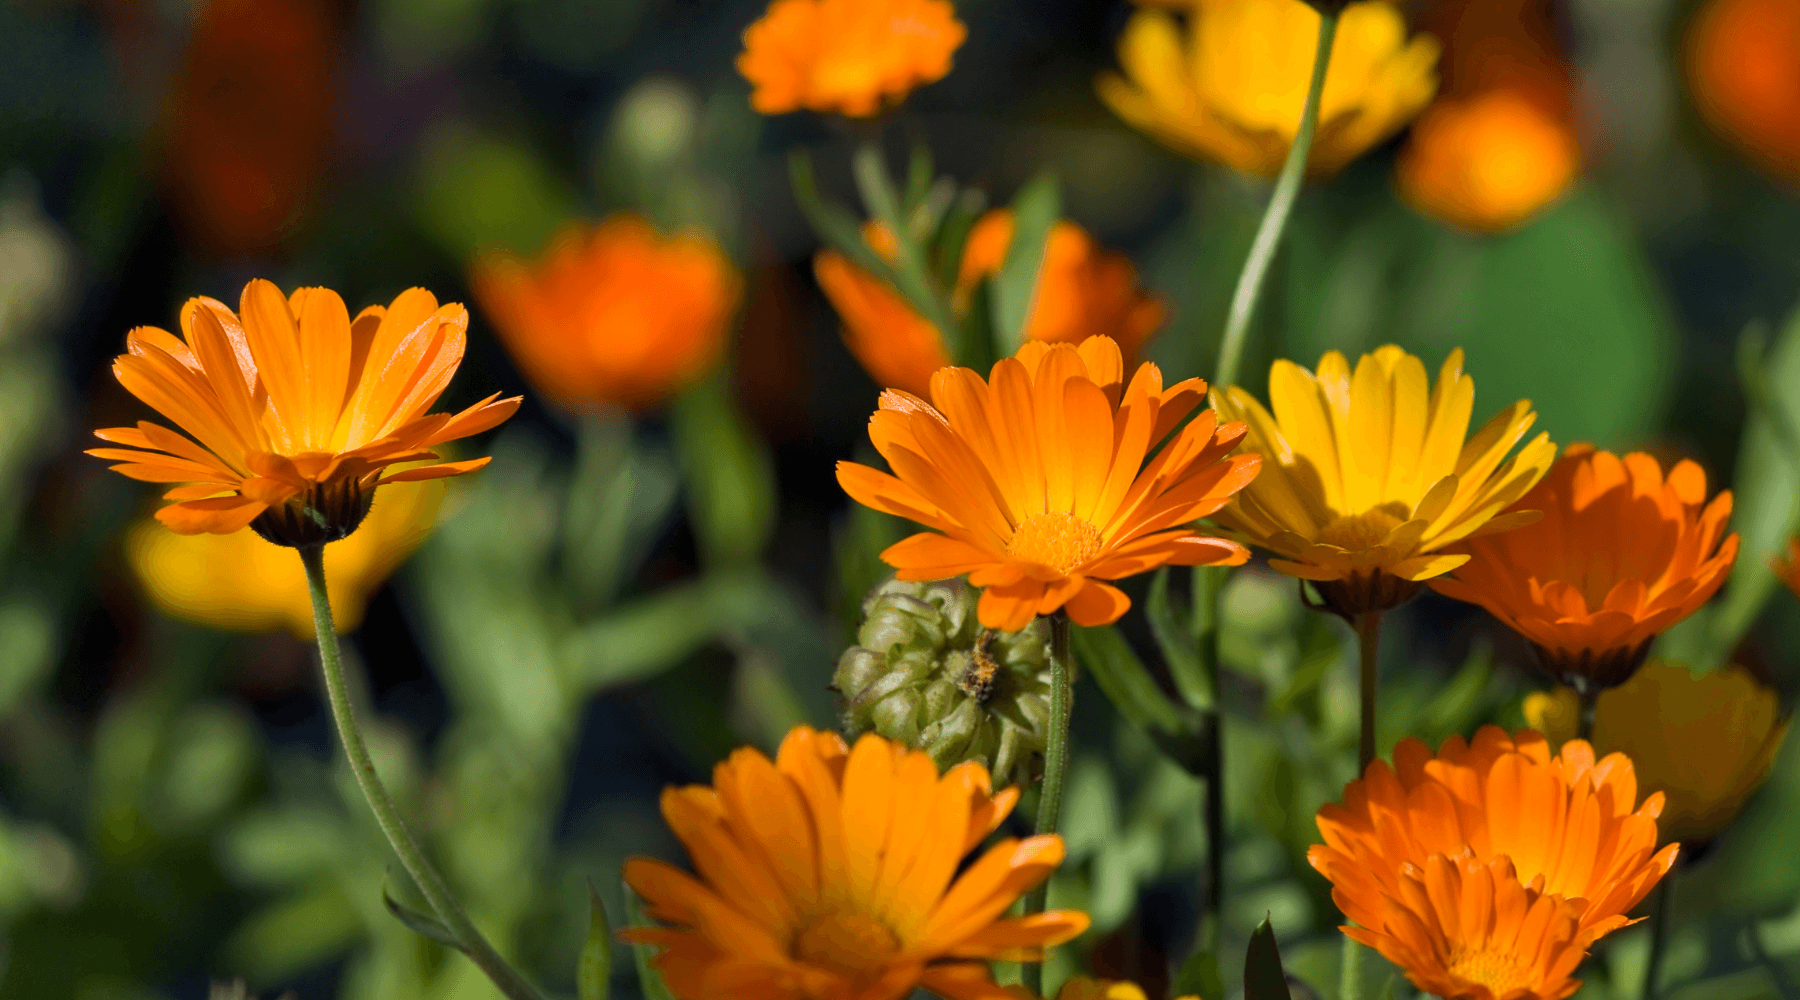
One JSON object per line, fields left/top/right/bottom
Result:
{"left": 1310, "top": 726, "right": 1678, "bottom": 945}
{"left": 1058, "top": 978, "right": 1197, "bottom": 1000}
{"left": 815, "top": 212, "right": 1166, "bottom": 398}
{"left": 838, "top": 336, "right": 1260, "bottom": 631}
{"left": 1430, "top": 445, "right": 1739, "bottom": 691}
{"left": 737, "top": 0, "right": 966, "bottom": 117}
{"left": 127, "top": 476, "right": 442, "bottom": 638}
{"left": 88, "top": 280, "right": 519, "bottom": 546}
{"left": 622, "top": 725, "right": 1089, "bottom": 1000}
{"left": 1396, "top": 89, "right": 1582, "bottom": 232}
{"left": 1349, "top": 852, "right": 1588, "bottom": 1000}
{"left": 1097, "top": 0, "right": 1441, "bottom": 176}
{"left": 1524, "top": 662, "right": 1791, "bottom": 845}
{"left": 1688, "top": 0, "right": 1800, "bottom": 184}
{"left": 1212, "top": 346, "right": 1555, "bottom": 618}
{"left": 471, "top": 214, "right": 741, "bottom": 411}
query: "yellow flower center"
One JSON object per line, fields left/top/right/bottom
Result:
{"left": 1008, "top": 512, "right": 1104, "bottom": 574}
{"left": 1448, "top": 946, "right": 1534, "bottom": 996}
{"left": 793, "top": 910, "right": 901, "bottom": 981}
{"left": 1318, "top": 507, "right": 1406, "bottom": 551}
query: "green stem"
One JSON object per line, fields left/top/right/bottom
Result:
{"left": 1023, "top": 610, "right": 1075, "bottom": 998}
{"left": 1339, "top": 929, "right": 1365, "bottom": 1000}
{"left": 299, "top": 546, "right": 544, "bottom": 1000}
{"left": 1355, "top": 612, "right": 1381, "bottom": 773}
{"left": 1212, "top": 10, "right": 1340, "bottom": 392}
{"left": 1193, "top": 566, "right": 1225, "bottom": 956}
{"left": 1644, "top": 875, "right": 1672, "bottom": 1000}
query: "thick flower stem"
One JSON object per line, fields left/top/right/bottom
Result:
{"left": 1644, "top": 875, "right": 1672, "bottom": 1000}
{"left": 1212, "top": 10, "right": 1340, "bottom": 392}
{"left": 1023, "top": 610, "right": 1075, "bottom": 998}
{"left": 1355, "top": 611, "right": 1381, "bottom": 772}
{"left": 298, "top": 546, "right": 544, "bottom": 1000}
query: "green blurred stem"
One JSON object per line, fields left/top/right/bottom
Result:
{"left": 1193, "top": 566, "right": 1225, "bottom": 956}
{"left": 1023, "top": 610, "right": 1075, "bottom": 998}
{"left": 1644, "top": 876, "right": 1672, "bottom": 1000}
{"left": 1212, "top": 10, "right": 1339, "bottom": 392}
{"left": 1355, "top": 612, "right": 1381, "bottom": 772}
{"left": 299, "top": 546, "right": 544, "bottom": 1000}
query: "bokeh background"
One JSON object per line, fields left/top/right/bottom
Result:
{"left": 2, "top": 0, "right": 1799, "bottom": 997}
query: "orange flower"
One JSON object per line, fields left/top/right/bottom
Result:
{"left": 1430, "top": 445, "right": 1739, "bottom": 690}
{"left": 815, "top": 212, "right": 1167, "bottom": 398}
{"left": 471, "top": 215, "right": 741, "bottom": 412}
{"left": 1349, "top": 852, "right": 1588, "bottom": 1000}
{"left": 1309, "top": 726, "right": 1678, "bottom": 947}
{"left": 1396, "top": 88, "right": 1581, "bottom": 232}
{"left": 737, "top": 0, "right": 966, "bottom": 117}
{"left": 837, "top": 336, "right": 1259, "bottom": 631}
{"left": 89, "top": 280, "right": 520, "bottom": 545}
{"left": 1688, "top": 0, "right": 1800, "bottom": 184}
{"left": 622, "top": 725, "right": 1088, "bottom": 1000}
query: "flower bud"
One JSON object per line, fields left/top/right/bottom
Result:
{"left": 834, "top": 574, "right": 1054, "bottom": 788}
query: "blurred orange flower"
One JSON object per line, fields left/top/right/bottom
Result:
{"left": 815, "top": 212, "right": 1166, "bottom": 398}
{"left": 1352, "top": 852, "right": 1589, "bottom": 1000}
{"left": 471, "top": 215, "right": 742, "bottom": 412}
{"left": 128, "top": 475, "right": 442, "bottom": 638}
{"left": 1310, "top": 726, "right": 1678, "bottom": 945}
{"left": 737, "top": 0, "right": 966, "bottom": 117}
{"left": 89, "top": 281, "right": 518, "bottom": 544}
{"left": 837, "top": 336, "right": 1258, "bottom": 631}
{"left": 1396, "top": 88, "right": 1581, "bottom": 232}
{"left": 1688, "top": 0, "right": 1800, "bottom": 184}
{"left": 163, "top": 0, "right": 340, "bottom": 256}
{"left": 622, "top": 725, "right": 1088, "bottom": 1000}
{"left": 1431, "top": 445, "right": 1739, "bottom": 690}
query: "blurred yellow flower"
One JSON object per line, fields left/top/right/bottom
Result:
{"left": 1097, "top": 0, "right": 1440, "bottom": 176}
{"left": 1524, "top": 662, "right": 1791, "bottom": 845}
{"left": 127, "top": 477, "right": 442, "bottom": 638}
{"left": 1396, "top": 88, "right": 1582, "bottom": 232}
{"left": 1212, "top": 346, "right": 1555, "bottom": 617}
{"left": 736, "top": 0, "right": 966, "bottom": 117}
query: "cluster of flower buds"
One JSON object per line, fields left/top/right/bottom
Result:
{"left": 834, "top": 575, "right": 1054, "bottom": 788}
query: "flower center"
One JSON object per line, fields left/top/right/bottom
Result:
{"left": 1448, "top": 946, "right": 1534, "bottom": 996}
{"left": 1007, "top": 512, "right": 1104, "bottom": 574}
{"left": 1318, "top": 507, "right": 1406, "bottom": 551}
{"left": 792, "top": 910, "right": 901, "bottom": 981}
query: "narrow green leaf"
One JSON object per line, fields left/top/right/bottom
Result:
{"left": 787, "top": 150, "right": 905, "bottom": 286}
{"left": 932, "top": 188, "right": 987, "bottom": 291}
{"left": 1070, "top": 623, "right": 1191, "bottom": 737}
{"left": 901, "top": 143, "right": 934, "bottom": 216}
{"left": 381, "top": 879, "right": 464, "bottom": 950}
{"left": 1149, "top": 567, "right": 1212, "bottom": 711}
{"left": 1172, "top": 950, "right": 1225, "bottom": 1000}
{"left": 989, "top": 171, "right": 1061, "bottom": 354}
{"left": 851, "top": 143, "right": 960, "bottom": 350}
{"left": 625, "top": 883, "right": 678, "bottom": 1000}
{"left": 578, "top": 879, "right": 612, "bottom": 1000}
{"left": 954, "top": 278, "right": 999, "bottom": 374}
{"left": 1244, "top": 916, "right": 1294, "bottom": 1000}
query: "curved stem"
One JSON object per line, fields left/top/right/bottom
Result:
{"left": 299, "top": 546, "right": 543, "bottom": 1000}
{"left": 1212, "top": 10, "right": 1341, "bottom": 392}
{"left": 1355, "top": 612, "right": 1382, "bottom": 773}
{"left": 1644, "top": 875, "right": 1672, "bottom": 1000}
{"left": 1023, "top": 611, "right": 1075, "bottom": 998}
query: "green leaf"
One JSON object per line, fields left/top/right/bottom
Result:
{"left": 1070, "top": 624, "right": 1194, "bottom": 739}
{"left": 787, "top": 150, "right": 906, "bottom": 286}
{"left": 932, "top": 188, "right": 987, "bottom": 291}
{"left": 1149, "top": 567, "right": 1213, "bottom": 711}
{"left": 1244, "top": 916, "right": 1294, "bottom": 1000}
{"left": 954, "top": 277, "right": 999, "bottom": 374}
{"left": 671, "top": 372, "right": 776, "bottom": 567}
{"left": 625, "top": 882, "right": 678, "bottom": 1000}
{"left": 851, "top": 144, "right": 960, "bottom": 350}
{"left": 578, "top": 878, "right": 612, "bottom": 1000}
{"left": 563, "top": 580, "right": 722, "bottom": 692}
{"left": 901, "top": 143, "right": 934, "bottom": 216}
{"left": 1173, "top": 950, "right": 1226, "bottom": 1000}
{"left": 989, "top": 171, "right": 1061, "bottom": 355}
{"left": 382, "top": 878, "right": 464, "bottom": 950}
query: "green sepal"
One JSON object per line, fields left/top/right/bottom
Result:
{"left": 578, "top": 878, "right": 613, "bottom": 1000}
{"left": 1244, "top": 915, "right": 1294, "bottom": 1000}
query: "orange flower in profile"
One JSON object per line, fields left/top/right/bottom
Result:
{"left": 1688, "top": 0, "right": 1800, "bottom": 184}
{"left": 471, "top": 215, "right": 741, "bottom": 411}
{"left": 622, "top": 725, "right": 1088, "bottom": 1000}
{"left": 1350, "top": 852, "right": 1589, "bottom": 1000}
{"left": 88, "top": 280, "right": 520, "bottom": 545}
{"left": 1430, "top": 445, "right": 1739, "bottom": 690}
{"left": 837, "top": 336, "right": 1259, "bottom": 631}
{"left": 815, "top": 212, "right": 1166, "bottom": 397}
{"left": 1310, "top": 726, "right": 1678, "bottom": 946}
{"left": 1397, "top": 88, "right": 1582, "bottom": 232}
{"left": 737, "top": 0, "right": 966, "bottom": 117}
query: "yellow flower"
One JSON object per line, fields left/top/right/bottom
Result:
{"left": 1058, "top": 977, "right": 1198, "bottom": 1000}
{"left": 737, "top": 0, "right": 966, "bottom": 117}
{"left": 126, "top": 476, "right": 442, "bottom": 638}
{"left": 1097, "top": 0, "right": 1440, "bottom": 176}
{"left": 1524, "top": 662, "right": 1791, "bottom": 845}
{"left": 1396, "top": 88, "right": 1582, "bottom": 233}
{"left": 1212, "top": 346, "right": 1555, "bottom": 617}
